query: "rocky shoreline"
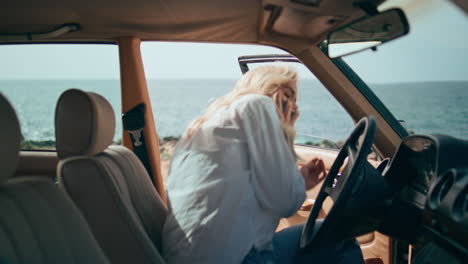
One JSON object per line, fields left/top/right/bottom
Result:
{"left": 20, "top": 136, "right": 339, "bottom": 180}
{"left": 159, "top": 136, "right": 180, "bottom": 180}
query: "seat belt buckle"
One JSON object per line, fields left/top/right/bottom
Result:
{"left": 123, "top": 103, "right": 146, "bottom": 147}
{"left": 128, "top": 128, "right": 144, "bottom": 147}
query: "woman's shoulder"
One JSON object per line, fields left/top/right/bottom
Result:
{"left": 238, "top": 93, "right": 271, "bottom": 103}
{"left": 234, "top": 94, "right": 275, "bottom": 112}
{"left": 231, "top": 94, "right": 279, "bottom": 124}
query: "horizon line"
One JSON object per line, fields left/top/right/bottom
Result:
{"left": 1, "top": 78, "right": 468, "bottom": 84}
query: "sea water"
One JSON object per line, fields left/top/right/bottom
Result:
{"left": 0, "top": 79, "right": 467, "bottom": 143}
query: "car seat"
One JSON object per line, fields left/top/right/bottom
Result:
{"left": 0, "top": 92, "right": 111, "bottom": 264}
{"left": 55, "top": 89, "right": 167, "bottom": 264}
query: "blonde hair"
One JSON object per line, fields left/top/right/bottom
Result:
{"left": 184, "top": 65, "right": 299, "bottom": 158}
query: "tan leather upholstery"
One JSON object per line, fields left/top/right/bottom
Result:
{"left": 0, "top": 93, "right": 111, "bottom": 264}
{"left": 0, "top": 93, "right": 21, "bottom": 183}
{"left": 55, "top": 88, "right": 115, "bottom": 159}
{"left": 55, "top": 89, "right": 167, "bottom": 264}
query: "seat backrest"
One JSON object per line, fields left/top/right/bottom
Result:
{"left": 55, "top": 89, "right": 167, "bottom": 264}
{"left": 0, "top": 93, "right": 111, "bottom": 264}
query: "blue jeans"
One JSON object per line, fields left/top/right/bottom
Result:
{"left": 242, "top": 222, "right": 364, "bottom": 264}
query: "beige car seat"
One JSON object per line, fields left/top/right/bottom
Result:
{"left": 55, "top": 89, "right": 167, "bottom": 264}
{"left": 0, "top": 93, "right": 111, "bottom": 264}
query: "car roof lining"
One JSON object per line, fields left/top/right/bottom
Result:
{"left": 0, "top": 0, "right": 383, "bottom": 45}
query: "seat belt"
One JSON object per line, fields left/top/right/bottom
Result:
{"left": 122, "top": 103, "right": 154, "bottom": 183}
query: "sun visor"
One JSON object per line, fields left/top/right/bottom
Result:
{"left": 269, "top": 7, "right": 346, "bottom": 40}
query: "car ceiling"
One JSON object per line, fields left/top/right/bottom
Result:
{"left": 1, "top": 0, "right": 384, "bottom": 44}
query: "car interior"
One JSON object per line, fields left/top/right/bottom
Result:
{"left": 55, "top": 89, "right": 167, "bottom": 264}
{"left": 0, "top": 92, "right": 111, "bottom": 264}
{"left": 1, "top": 0, "right": 467, "bottom": 263}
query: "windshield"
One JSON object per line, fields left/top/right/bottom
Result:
{"left": 340, "top": 0, "right": 468, "bottom": 140}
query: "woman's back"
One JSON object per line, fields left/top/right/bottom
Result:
{"left": 162, "top": 94, "right": 306, "bottom": 264}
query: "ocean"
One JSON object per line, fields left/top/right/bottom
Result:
{"left": 1, "top": 79, "right": 467, "bottom": 144}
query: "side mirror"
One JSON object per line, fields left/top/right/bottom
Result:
{"left": 326, "top": 9, "right": 409, "bottom": 58}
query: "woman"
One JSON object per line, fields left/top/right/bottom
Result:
{"left": 162, "top": 65, "right": 364, "bottom": 264}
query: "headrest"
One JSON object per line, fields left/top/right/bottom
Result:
{"left": 55, "top": 89, "right": 116, "bottom": 159}
{"left": 0, "top": 93, "right": 21, "bottom": 184}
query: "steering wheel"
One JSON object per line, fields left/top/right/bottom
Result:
{"left": 300, "top": 116, "right": 377, "bottom": 248}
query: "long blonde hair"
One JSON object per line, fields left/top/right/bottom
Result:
{"left": 185, "top": 65, "right": 298, "bottom": 158}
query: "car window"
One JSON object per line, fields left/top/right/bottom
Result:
{"left": 141, "top": 42, "right": 354, "bottom": 149}
{"left": 0, "top": 44, "right": 122, "bottom": 150}
{"left": 246, "top": 60, "right": 353, "bottom": 148}
{"left": 341, "top": 0, "right": 468, "bottom": 140}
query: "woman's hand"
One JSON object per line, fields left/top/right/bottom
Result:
{"left": 275, "top": 90, "right": 299, "bottom": 126}
{"left": 300, "top": 158, "right": 327, "bottom": 190}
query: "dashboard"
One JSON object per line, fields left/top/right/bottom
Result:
{"left": 382, "top": 135, "right": 468, "bottom": 262}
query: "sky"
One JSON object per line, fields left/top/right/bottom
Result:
{"left": 0, "top": 0, "right": 466, "bottom": 83}
{"left": 344, "top": 0, "right": 468, "bottom": 83}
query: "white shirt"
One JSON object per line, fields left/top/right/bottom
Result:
{"left": 162, "top": 94, "right": 306, "bottom": 264}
